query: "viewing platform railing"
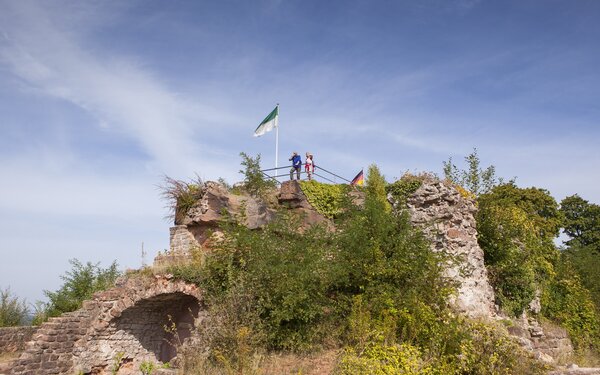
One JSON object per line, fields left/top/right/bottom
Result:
{"left": 260, "top": 164, "right": 352, "bottom": 185}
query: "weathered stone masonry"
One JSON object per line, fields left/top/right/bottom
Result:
{"left": 9, "top": 276, "right": 202, "bottom": 375}
{"left": 0, "top": 327, "right": 37, "bottom": 354}
{"left": 404, "top": 177, "right": 497, "bottom": 318}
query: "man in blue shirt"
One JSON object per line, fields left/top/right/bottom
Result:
{"left": 289, "top": 152, "right": 302, "bottom": 180}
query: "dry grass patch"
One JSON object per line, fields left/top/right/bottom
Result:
{"left": 258, "top": 349, "right": 340, "bottom": 375}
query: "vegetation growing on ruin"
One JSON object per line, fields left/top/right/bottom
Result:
{"left": 238, "top": 152, "right": 277, "bottom": 198}
{"left": 443, "top": 148, "right": 513, "bottom": 196}
{"left": 0, "top": 287, "right": 29, "bottom": 327}
{"left": 298, "top": 180, "right": 349, "bottom": 218}
{"left": 385, "top": 173, "right": 423, "bottom": 206}
{"left": 160, "top": 175, "right": 204, "bottom": 224}
{"left": 32, "top": 259, "right": 120, "bottom": 324}
{"left": 448, "top": 150, "right": 600, "bottom": 360}
{"left": 170, "top": 164, "right": 548, "bottom": 374}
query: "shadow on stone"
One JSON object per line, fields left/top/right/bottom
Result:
{"left": 111, "top": 292, "right": 200, "bottom": 364}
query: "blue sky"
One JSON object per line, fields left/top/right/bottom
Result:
{"left": 1, "top": 0, "right": 599, "bottom": 303}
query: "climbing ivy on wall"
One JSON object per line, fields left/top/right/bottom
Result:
{"left": 298, "top": 181, "right": 349, "bottom": 219}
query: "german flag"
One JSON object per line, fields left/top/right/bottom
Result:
{"left": 350, "top": 169, "right": 364, "bottom": 186}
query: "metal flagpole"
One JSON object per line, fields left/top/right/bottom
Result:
{"left": 275, "top": 103, "right": 279, "bottom": 174}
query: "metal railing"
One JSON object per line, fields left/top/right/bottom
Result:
{"left": 261, "top": 164, "right": 353, "bottom": 185}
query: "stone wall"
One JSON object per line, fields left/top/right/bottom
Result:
{"left": 509, "top": 315, "right": 574, "bottom": 364}
{"left": 0, "top": 327, "right": 36, "bottom": 354}
{"left": 403, "top": 177, "right": 582, "bottom": 365}
{"left": 169, "top": 225, "right": 200, "bottom": 254}
{"left": 153, "top": 226, "right": 199, "bottom": 268}
{"left": 158, "top": 182, "right": 276, "bottom": 262}
{"left": 405, "top": 177, "right": 497, "bottom": 318}
{"left": 9, "top": 276, "right": 202, "bottom": 375}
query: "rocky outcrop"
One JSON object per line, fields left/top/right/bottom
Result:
{"left": 160, "top": 182, "right": 276, "bottom": 260}
{"left": 9, "top": 276, "right": 202, "bottom": 375}
{"left": 405, "top": 177, "right": 497, "bottom": 318}
{"left": 180, "top": 182, "right": 275, "bottom": 230}
{"left": 277, "top": 181, "right": 330, "bottom": 228}
{"left": 157, "top": 181, "right": 330, "bottom": 265}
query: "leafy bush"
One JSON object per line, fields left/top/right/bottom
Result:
{"left": 386, "top": 174, "right": 423, "bottom": 206}
{"left": 477, "top": 184, "right": 560, "bottom": 316}
{"left": 455, "top": 321, "right": 548, "bottom": 375}
{"left": 338, "top": 308, "right": 547, "bottom": 375}
{"left": 564, "top": 245, "right": 600, "bottom": 312}
{"left": 478, "top": 184, "right": 600, "bottom": 357}
{"left": 336, "top": 343, "right": 427, "bottom": 375}
{"left": 542, "top": 258, "right": 600, "bottom": 352}
{"left": 203, "top": 212, "right": 336, "bottom": 351}
{"left": 0, "top": 287, "right": 29, "bottom": 327}
{"left": 165, "top": 247, "right": 205, "bottom": 285}
{"left": 298, "top": 180, "right": 349, "bottom": 218}
{"left": 33, "top": 259, "right": 120, "bottom": 324}
{"left": 560, "top": 195, "right": 600, "bottom": 312}
{"left": 186, "top": 163, "right": 456, "bottom": 357}
{"left": 139, "top": 360, "right": 155, "bottom": 375}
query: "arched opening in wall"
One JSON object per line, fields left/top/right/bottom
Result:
{"left": 112, "top": 292, "right": 200, "bottom": 363}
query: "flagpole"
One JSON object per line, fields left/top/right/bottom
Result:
{"left": 275, "top": 103, "right": 279, "bottom": 173}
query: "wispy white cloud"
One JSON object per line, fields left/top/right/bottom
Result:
{"left": 0, "top": 1, "right": 240, "bottom": 177}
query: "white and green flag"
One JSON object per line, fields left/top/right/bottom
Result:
{"left": 253, "top": 105, "right": 279, "bottom": 137}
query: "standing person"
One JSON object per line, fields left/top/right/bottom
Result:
{"left": 289, "top": 152, "right": 302, "bottom": 180}
{"left": 305, "top": 152, "right": 314, "bottom": 181}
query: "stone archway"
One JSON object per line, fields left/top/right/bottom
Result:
{"left": 10, "top": 276, "right": 203, "bottom": 375}
{"left": 72, "top": 276, "right": 204, "bottom": 374}
{"left": 111, "top": 292, "right": 200, "bottom": 364}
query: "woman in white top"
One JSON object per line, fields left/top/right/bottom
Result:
{"left": 305, "top": 153, "right": 314, "bottom": 181}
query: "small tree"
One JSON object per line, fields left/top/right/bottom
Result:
{"left": 365, "top": 164, "right": 391, "bottom": 213}
{"left": 561, "top": 194, "right": 600, "bottom": 250}
{"left": 33, "top": 259, "right": 120, "bottom": 324}
{"left": 239, "top": 152, "right": 276, "bottom": 197}
{"left": 443, "top": 148, "right": 511, "bottom": 196}
{"left": 0, "top": 287, "right": 29, "bottom": 327}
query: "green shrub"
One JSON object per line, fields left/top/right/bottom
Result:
{"left": 386, "top": 175, "right": 423, "bottom": 206}
{"left": 542, "top": 259, "right": 600, "bottom": 351}
{"left": 166, "top": 247, "right": 205, "bottom": 285}
{"left": 478, "top": 184, "right": 600, "bottom": 357}
{"left": 139, "top": 360, "right": 155, "bottom": 375}
{"left": 337, "top": 314, "right": 547, "bottom": 375}
{"left": 564, "top": 245, "right": 600, "bottom": 312}
{"left": 203, "top": 212, "right": 336, "bottom": 351}
{"left": 298, "top": 180, "right": 349, "bottom": 218}
{"left": 336, "top": 343, "right": 428, "bottom": 375}
{"left": 33, "top": 259, "right": 120, "bottom": 324}
{"left": 455, "top": 321, "right": 548, "bottom": 375}
{"left": 477, "top": 185, "right": 560, "bottom": 316}
{"left": 0, "top": 287, "right": 29, "bottom": 327}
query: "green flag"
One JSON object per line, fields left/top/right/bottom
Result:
{"left": 254, "top": 106, "right": 279, "bottom": 137}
